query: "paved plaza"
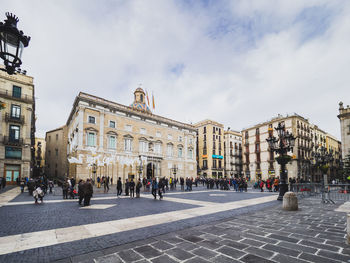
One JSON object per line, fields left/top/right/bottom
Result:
{"left": 0, "top": 186, "right": 350, "bottom": 263}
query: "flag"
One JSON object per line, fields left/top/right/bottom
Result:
{"left": 146, "top": 90, "right": 150, "bottom": 106}
{"left": 152, "top": 92, "right": 155, "bottom": 110}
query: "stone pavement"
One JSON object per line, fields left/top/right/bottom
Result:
{"left": 66, "top": 198, "right": 350, "bottom": 263}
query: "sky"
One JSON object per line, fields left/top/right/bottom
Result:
{"left": 2, "top": 0, "right": 350, "bottom": 139}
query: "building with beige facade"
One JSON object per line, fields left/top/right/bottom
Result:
{"left": 50, "top": 88, "right": 197, "bottom": 182}
{"left": 242, "top": 114, "right": 340, "bottom": 182}
{"left": 0, "top": 68, "right": 35, "bottom": 184}
{"left": 338, "top": 102, "right": 350, "bottom": 158}
{"left": 195, "top": 119, "right": 224, "bottom": 178}
{"left": 223, "top": 129, "right": 242, "bottom": 177}
{"left": 34, "top": 137, "right": 46, "bottom": 176}
{"left": 45, "top": 126, "right": 68, "bottom": 180}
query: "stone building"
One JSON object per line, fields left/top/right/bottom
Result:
{"left": 242, "top": 114, "right": 340, "bottom": 182}
{"left": 34, "top": 137, "right": 46, "bottom": 177}
{"left": 338, "top": 102, "right": 350, "bottom": 158}
{"left": 223, "top": 129, "right": 242, "bottom": 177}
{"left": 45, "top": 126, "right": 68, "bottom": 180}
{"left": 195, "top": 119, "right": 224, "bottom": 178}
{"left": 55, "top": 88, "right": 197, "bottom": 182}
{"left": 0, "top": 69, "right": 35, "bottom": 184}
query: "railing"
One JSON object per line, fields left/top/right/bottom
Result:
{"left": 0, "top": 88, "right": 34, "bottom": 103}
{"left": 5, "top": 113, "right": 25, "bottom": 124}
{"left": 3, "top": 136, "right": 24, "bottom": 146}
{"left": 290, "top": 183, "right": 350, "bottom": 204}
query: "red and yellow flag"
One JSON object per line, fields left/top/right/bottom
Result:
{"left": 146, "top": 90, "right": 150, "bottom": 106}
{"left": 152, "top": 92, "right": 155, "bottom": 110}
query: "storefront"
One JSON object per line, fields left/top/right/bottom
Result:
{"left": 4, "top": 164, "right": 21, "bottom": 185}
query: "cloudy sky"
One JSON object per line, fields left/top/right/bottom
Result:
{"left": 2, "top": 0, "right": 350, "bottom": 139}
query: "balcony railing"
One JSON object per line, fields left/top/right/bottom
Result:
{"left": 3, "top": 136, "right": 24, "bottom": 146}
{"left": 5, "top": 113, "right": 25, "bottom": 124}
{"left": 0, "top": 88, "right": 34, "bottom": 103}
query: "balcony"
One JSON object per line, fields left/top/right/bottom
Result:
{"left": 202, "top": 166, "right": 208, "bottom": 170}
{"left": 0, "top": 88, "right": 34, "bottom": 103}
{"left": 5, "top": 113, "right": 25, "bottom": 124}
{"left": 3, "top": 136, "right": 24, "bottom": 146}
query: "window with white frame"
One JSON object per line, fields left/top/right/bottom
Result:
{"left": 155, "top": 143, "right": 162, "bottom": 154}
{"left": 178, "top": 136, "right": 183, "bottom": 142}
{"left": 125, "top": 125, "right": 132, "bottom": 132}
{"left": 167, "top": 144, "right": 173, "bottom": 157}
{"left": 87, "top": 132, "right": 96, "bottom": 146}
{"left": 178, "top": 147, "right": 183, "bottom": 158}
{"left": 168, "top": 134, "right": 173, "bottom": 140}
{"left": 124, "top": 138, "right": 132, "bottom": 152}
{"left": 189, "top": 137, "right": 193, "bottom": 145}
{"left": 140, "top": 128, "right": 146, "bottom": 135}
{"left": 108, "top": 135, "right": 116, "bottom": 149}
{"left": 187, "top": 148, "right": 193, "bottom": 159}
{"left": 88, "top": 116, "right": 96, "bottom": 124}
{"left": 139, "top": 141, "right": 148, "bottom": 153}
{"left": 156, "top": 131, "right": 161, "bottom": 138}
{"left": 109, "top": 121, "right": 116, "bottom": 128}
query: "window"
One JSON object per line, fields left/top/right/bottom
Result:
{"left": 124, "top": 138, "right": 132, "bottom": 152}
{"left": 204, "top": 134, "right": 206, "bottom": 141}
{"left": 12, "top": 86, "right": 21, "bottom": 98}
{"left": 11, "top": 105, "right": 20, "bottom": 118}
{"left": 218, "top": 160, "right": 222, "bottom": 168}
{"left": 140, "top": 128, "right": 146, "bottom": 135}
{"left": 5, "top": 147, "right": 22, "bottom": 159}
{"left": 203, "top": 160, "right": 207, "bottom": 168}
{"left": 139, "top": 141, "right": 148, "bottom": 153}
{"left": 9, "top": 125, "right": 20, "bottom": 141}
{"left": 56, "top": 134, "right": 58, "bottom": 140}
{"left": 87, "top": 132, "right": 96, "bottom": 146}
{"left": 256, "top": 128, "right": 259, "bottom": 135}
{"left": 109, "top": 121, "right": 116, "bottom": 128}
{"left": 189, "top": 138, "right": 193, "bottom": 145}
{"left": 178, "top": 136, "right": 183, "bottom": 142}
{"left": 125, "top": 125, "right": 132, "bottom": 132}
{"left": 188, "top": 148, "right": 193, "bottom": 159}
{"left": 168, "top": 134, "right": 173, "bottom": 140}
{"left": 178, "top": 147, "right": 183, "bottom": 158}
{"left": 245, "top": 131, "right": 248, "bottom": 139}
{"left": 108, "top": 136, "right": 116, "bottom": 149}
{"left": 88, "top": 116, "right": 96, "bottom": 124}
{"left": 203, "top": 126, "right": 206, "bottom": 134}
{"left": 213, "top": 159, "right": 217, "bottom": 168}
{"left": 155, "top": 143, "right": 162, "bottom": 154}
{"left": 167, "top": 144, "right": 173, "bottom": 157}
{"left": 156, "top": 131, "right": 161, "bottom": 137}
{"left": 213, "top": 127, "right": 216, "bottom": 133}
{"left": 213, "top": 135, "right": 215, "bottom": 141}
{"left": 55, "top": 149, "right": 58, "bottom": 156}
{"left": 49, "top": 136, "right": 51, "bottom": 142}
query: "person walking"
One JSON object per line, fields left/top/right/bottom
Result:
{"left": 48, "top": 181, "right": 54, "bottom": 194}
{"left": 83, "top": 179, "right": 93, "bottom": 206}
{"left": 129, "top": 179, "right": 135, "bottom": 198}
{"left": 20, "top": 179, "right": 25, "bottom": 193}
{"left": 180, "top": 177, "right": 184, "bottom": 191}
{"left": 1, "top": 177, "right": 6, "bottom": 189}
{"left": 104, "top": 176, "right": 109, "bottom": 193}
{"left": 78, "top": 179, "right": 85, "bottom": 206}
{"left": 117, "top": 177, "right": 122, "bottom": 197}
{"left": 97, "top": 176, "right": 101, "bottom": 188}
{"left": 158, "top": 178, "right": 163, "bottom": 200}
{"left": 151, "top": 178, "right": 158, "bottom": 199}
{"left": 33, "top": 186, "right": 44, "bottom": 204}
{"left": 62, "top": 178, "right": 69, "bottom": 199}
{"left": 136, "top": 179, "right": 142, "bottom": 198}
{"left": 125, "top": 179, "right": 130, "bottom": 196}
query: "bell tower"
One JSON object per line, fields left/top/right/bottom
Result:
{"left": 134, "top": 87, "right": 145, "bottom": 104}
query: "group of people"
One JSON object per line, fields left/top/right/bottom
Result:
{"left": 96, "top": 176, "right": 112, "bottom": 193}
{"left": 116, "top": 177, "right": 143, "bottom": 198}
{"left": 255, "top": 177, "right": 280, "bottom": 192}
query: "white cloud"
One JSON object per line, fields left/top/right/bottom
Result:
{"left": 1, "top": 0, "right": 349, "bottom": 140}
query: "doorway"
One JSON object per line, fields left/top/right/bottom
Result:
{"left": 147, "top": 163, "right": 155, "bottom": 179}
{"left": 4, "top": 164, "right": 21, "bottom": 185}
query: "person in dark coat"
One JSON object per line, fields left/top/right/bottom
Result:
{"left": 1, "top": 177, "right": 6, "bottom": 189}
{"left": 62, "top": 179, "right": 69, "bottom": 199}
{"left": 83, "top": 179, "right": 93, "bottom": 206}
{"left": 129, "top": 179, "right": 135, "bottom": 198}
{"left": 116, "top": 177, "right": 122, "bottom": 197}
{"left": 125, "top": 179, "right": 129, "bottom": 196}
{"left": 158, "top": 179, "right": 163, "bottom": 200}
{"left": 151, "top": 178, "right": 158, "bottom": 199}
{"left": 78, "top": 179, "right": 85, "bottom": 205}
{"left": 136, "top": 179, "right": 142, "bottom": 198}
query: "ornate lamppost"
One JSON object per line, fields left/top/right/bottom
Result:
{"left": 266, "top": 122, "right": 296, "bottom": 201}
{"left": 0, "top": 12, "right": 30, "bottom": 75}
{"left": 92, "top": 162, "right": 97, "bottom": 184}
{"left": 137, "top": 155, "right": 143, "bottom": 181}
{"left": 312, "top": 145, "right": 333, "bottom": 186}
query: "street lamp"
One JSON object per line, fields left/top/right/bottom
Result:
{"left": 137, "top": 155, "right": 143, "bottom": 181}
{"left": 0, "top": 12, "right": 30, "bottom": 75}
{"left": 266, "top": 122, "right": 296, "bottom": 201}
{"left": 92, "top": 163, "right": 97, "bottom": 184}
{"left": 312, "top": 145, "right": 333, "bottom": 184}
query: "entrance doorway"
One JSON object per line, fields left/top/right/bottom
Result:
{"left": 5, "top": 164, "right": 21, "bottom": 185}
{"left": 147, "top": 163, "right": 155, "bottom": 179}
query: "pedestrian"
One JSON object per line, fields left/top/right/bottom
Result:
{"left": 83, "top": 179, "right": 93, "bottom": 206}
{"left": 27, "top": 178, "right": 35, "bottom": 195}
{"left": 62, "top": 178, "right": 69, "bottom": 199}
{"left": 151, "top": 178, "right": 158, "bottom": 199}
{"left": 116, "top": 177, "right": 122, "bottom": 197}
{"left": 136, "top": 179, "right": 142, "bottom": 198}
{"left": 158, "top": 178, "right": 163, "bottom": 200}
{"left": 125, "top": 179, "right": 129, "bottom": 196}
{"left": 259, "top": 180, "right": 264, "bottom": 192}
{"left": 78, "top": 179, "right": 85, "bottom": 206}
{"left": 104, "top": 176, "right": 109, "bottom": 193}
{"left": 33, "top": 186, "right": 44, "bottom": 204}
{"left": 129, "top": 179, "right": 135, "bottom": 198}
{"left": 48, "top": 181, "right": 54, "bottom": 194}
{"left": 97, "top": 176, "right": 101, "bottom": 188}
{"left": 20, "top": 179, "right": 25, "bottom": 193}
{"left": 180, "top": 177, "right": 184, "bottom": 191}
{"left": 1, "top": 177, "right": 6, "bottom": 189}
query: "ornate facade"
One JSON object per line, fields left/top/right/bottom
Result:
{"left": 338, "top": 102, "right": 350, "bottom": 158}
{"left": 63, "top": 88, "right": 196, "bottom": 182}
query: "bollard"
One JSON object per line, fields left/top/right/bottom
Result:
{"left": 283, "top": 192, "right": 298, "bottom": 211}
{"left": 347, "top": 214, "right": 350, "bottom": 244}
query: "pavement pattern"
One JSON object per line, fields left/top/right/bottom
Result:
{"left": 0, "top": 186, "right": 278, "bottom": 263}
{"left": 69, "top": 198, "right": 350, "bottom": 263}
